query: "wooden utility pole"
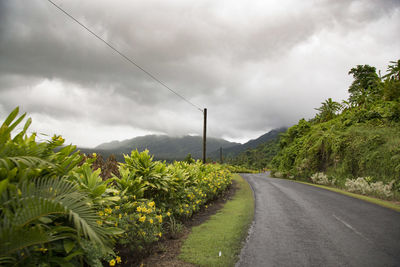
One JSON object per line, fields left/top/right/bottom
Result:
{"left": 202, "top": 108, "right": 207, "bottom": 164}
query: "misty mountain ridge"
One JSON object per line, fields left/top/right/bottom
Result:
{"left": 94, "top": 134, "right": 239, "bottom": 160}
{"left": 209, "top": 127, "right": 287, "bottom": 159}
{"left": 86, "top": 129, "right": 287, "bottom": 161}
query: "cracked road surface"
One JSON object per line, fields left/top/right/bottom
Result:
{"left": 236, "top": 173, "right": 400, "bottom": 267}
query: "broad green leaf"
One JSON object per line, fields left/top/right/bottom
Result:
{"left": 105, "top": 227, "right": 124, "bottom": 235}
{"left": 91, "top": 184, "right": 107, "bottom": 197}
{"left": 38, "top": 216, "right": 53, "bottom": 224}
{"left": 0, "top": 178, "right": 8, "bottom": 196}
{"left": 63, "top": 249, "right": 84, "bottom": 261}
{"left": 63, "top": 239, "right": 75, "bottom": 254}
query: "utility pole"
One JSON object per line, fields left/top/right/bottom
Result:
{"left": 202, "top": 108, "right": 207, "bottom": 164}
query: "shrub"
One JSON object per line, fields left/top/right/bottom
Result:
{"left": 0, "top": 107, "right": 234, "bottom": 265}
{"left": 310, "top": 172, "right": 332, "bottom": 185}
{"left": 345, "top": 177, "right": 394, "bottom": 198}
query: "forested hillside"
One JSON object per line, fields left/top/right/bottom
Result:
{"left": 270, "top": 60, "right": 400, "bottom": 191}
{"left": 228, "top": 136, "right": 281, "bottom": 170}
{"left": 81, "top": 135, "right": 239, "bottom": 161}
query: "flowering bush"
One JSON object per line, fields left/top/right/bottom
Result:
{"left": 0, "top": 108, "right": 233, "bottom": 266}
{"left": 345, "top": 177, "right": 394, "bottom": 198}
{"left": 310, "top": 172, "right": 333, "bottom": 185}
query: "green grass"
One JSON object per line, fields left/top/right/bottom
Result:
{"left": 295, "top": 181, "right": 400, "bottom": 212}
{"left": 179, "top": 174, "right": 254, "bottom": 266}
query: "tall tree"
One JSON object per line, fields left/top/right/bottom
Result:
{"left": 348, "top": 65, "right": 382, "bottom": 106}
{"left": 383, "top": 59, "right": 400, "bottom": 100}
{"left": 384, "top": 60, "right": 400, "bottom": 81}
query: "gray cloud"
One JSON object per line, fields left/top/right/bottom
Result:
{"left": 1, "top": 0, "right": 399, "bottom": 147}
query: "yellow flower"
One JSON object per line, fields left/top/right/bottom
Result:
{"left": 136, "top": 206, "right": 142, "bottom": 212}
{"left": 148, "top": 201, "right": 155, "bottom": 207}
{"left": 92, "top": 152, "right": 97, "bottom": 157}
{"left": 105, "top": 208, "right": 112, "bottom": 214}
{"left": 114, "top": 222, "right": 118, "bottom": 227}
{"left": 149, "top": 218, "right": 153, "bottom": 224}
{"left": 115, "top": 206, "right": 120, "bottom": 210}
{"left": 109, "top": 259, "right": 116, "bottom": 266}
{"left": 142, "top": 207, "right": 147, "bottom": 213}
{"left": 39, "top": 247, "right": 48, "bottom": 253}
{"left": 158, "top": 232, "right": 162, "bottom": 237}
{"left": 98, "top": 211, "right": 104, "bottom": 216}
{"left": 116, "top": 256, "right": 122, "bottom": 263}
{"left": 156, "top": 215, "right": 162, "bottom": 223}
{"left": 185, "top": 204, "right": 189, "bottom": 207}
{"left": 139, "top": 215, "right": 146, "bottom": 222}
{"left": 119, "top": 214, "right": 122, "bottom": 219}
{"left": 166, "top": 212, "right": 171, "bottom": 217}
{"left": 96, "top": 220, "right": 103, "bottom": 225}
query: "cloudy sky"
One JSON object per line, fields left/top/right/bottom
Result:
{"left": 1, "top": 0, "right": 399, "bottom": 147}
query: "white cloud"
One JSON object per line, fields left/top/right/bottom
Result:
{"left": 0, "top": 0, "right": 399, "bottom": 147}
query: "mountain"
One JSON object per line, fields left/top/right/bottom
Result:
{"left": 213, "top": 127, "right": 287, "bottom": 159}
{"left": 88, "top": 135, "right": 239, "bottom": 161}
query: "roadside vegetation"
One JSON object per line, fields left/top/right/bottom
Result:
{"left": 224, "top": 165, "right": 260, "bottom": 174}
{"left": 179, "top": 174, "right": 254, "bottom": 267}
{"left": 228, "top": 59, "right": 400, "bottom": 201}
{"left": 296, "top": 181, "right": 400, "bottom": 212}
{"left": 270, "top": 59, "right": 400, "bottom": 200}
{"left": 0, "top": 107, "right": 233, "bottom": 266}
{"left": 228, "top": 137, "right": 280, "bottom": 170}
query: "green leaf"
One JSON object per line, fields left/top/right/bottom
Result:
{"left": 104, "top": 227, "right": 124, "bottom": 235}
{"left": 0, "top": 178, "right": 9, "bottom": 196}
{"left": 63, "top": 249, "right": 84, "bottom": 261}
{"left": 2, "top": 107, "right": 19, "bottom": 128}
{"left": 38, "top": 216, "right": 53, "bottom": 224}
{"left": 63, "top": 239, "right": 76, "bottom": 254}
{"left": 91, "top": 184, "right": 107, "bottom": 197}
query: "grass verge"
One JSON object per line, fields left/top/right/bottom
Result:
{"left": 295, "top": 181, "right": 400, "bottom": 212}
{"left": 179, "top": 174, "right": 254, "bottom": 266}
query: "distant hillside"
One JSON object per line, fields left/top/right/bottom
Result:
{"left": 213, "top": 128, "right": 287, "bottom": 159}
{"left": 83, "top": 135, "right": 239, "bottom": 161}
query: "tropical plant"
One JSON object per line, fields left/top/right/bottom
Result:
{"left": 271, "top": 59, "right": 400, "bottom": 200}
{"left": 314, "top": 98, "right": 342, "bottom": 122}
{"left": 0, "top": 108, "right": 120, "bottom": 266}
{"left": 348, "top": 64, "right": 382, "bottom": 106}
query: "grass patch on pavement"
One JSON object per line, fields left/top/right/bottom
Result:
{"left": 179, "top": 174, "right": 254, "bottom": 266}
{"left": 296, "top": 181, "right": 400, "bottom": 212}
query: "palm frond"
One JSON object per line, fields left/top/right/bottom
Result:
{"left": 1, "top": 177, "right": 109, "bottom": 257}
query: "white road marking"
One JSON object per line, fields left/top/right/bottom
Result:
{"left": 333, "top": 214, "right": 371, "bottom": 242}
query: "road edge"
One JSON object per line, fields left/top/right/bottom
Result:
{"left": 293, "top": 180, "right": 400, "bottom": 212}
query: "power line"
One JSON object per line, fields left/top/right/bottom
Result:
{"left": 46, "top": 0, "right": 204, "bottom": 113}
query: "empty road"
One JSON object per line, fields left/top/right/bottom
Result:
{"left": 236, "top": 173, "right": 400, "bottom": 267}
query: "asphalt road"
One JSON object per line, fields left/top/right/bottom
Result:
{"left": 236, "top": 173, "right": 400, "bottom": 267}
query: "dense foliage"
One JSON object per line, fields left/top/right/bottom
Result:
{"left": 0, "top": 108, "right": 233, "bottom": 266}
{"left": 228, "top": 138, "right": 280, "bottom": 170}
{"left": 270, "top": 60, "right": 400, "bottom": 195}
